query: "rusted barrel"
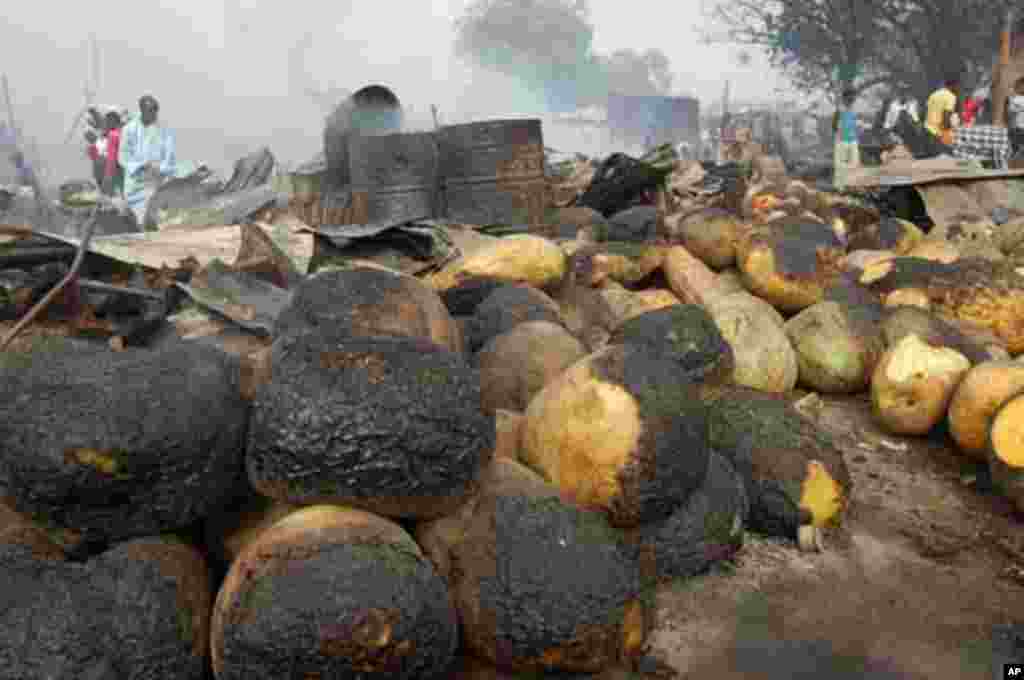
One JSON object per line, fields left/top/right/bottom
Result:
{"left": 323, "top": 84, "right": 403, "bottom": 187}
{"left": 439, "top": 119, "right": 548, "bottom": 227}
{"left": 347, "top": 131, "right": 439, "bottom": 224}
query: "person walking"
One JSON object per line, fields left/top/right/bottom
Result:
{"left": 832, "top": 89, "right": 860, "bottom": 190}
{"left": 100, "top": 109, "right": 124, "bottom": 197}
{"left": 1008, "top": 79, "right": 1024, "bottom": 157}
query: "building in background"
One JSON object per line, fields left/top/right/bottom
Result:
{"left": 606, "top": 94, "right": 700, "bottom": 151}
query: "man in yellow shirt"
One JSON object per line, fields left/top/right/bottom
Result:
{"left": 926, "top": 77, "right": 960, "bottom": 145}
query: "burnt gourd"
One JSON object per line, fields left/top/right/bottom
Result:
{"left": 0, "top": 338, "right": 249, "bottom": 542}
{"left": 629, "top": 449, "right": 749, "bottom": 582}
{"left": 0, "top": 531, "right": 211, "bottom": 680}
{"left": 521, "top": 343, "right": 710, "bottom": 528}
{"left": 247, "top": 331, "right": 494, "bottom": 520}
{"left": 464, "top": 284, "right": 564, "bottom": 353}
{"left": 702, "top": 385, "right": 851, "bottom": 545}
{"left": 274, "top": 266, "right": 462, "bottom": 352}
{"left": 417, "top": 458, "right": 649, "bottom": 674}
{"left": 211, "top": 506, "right": 458, "bottom": 680}
{"left": 608, "top": 304, "right": 734, "bottom": 383}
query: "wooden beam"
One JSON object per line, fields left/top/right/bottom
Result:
{"left": 994, "top": 7, "right": 1015, "bottom": 127}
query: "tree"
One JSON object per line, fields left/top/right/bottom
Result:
{"left": 704, "top": 0, "right": 1013, "bottom": 105}
{"left": 877, "top": 0, "right": 1014, "bottom": 102}
{"left": 707, "top": 0, "right": 893, "bottom": 102}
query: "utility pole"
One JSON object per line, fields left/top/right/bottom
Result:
{"left": 87, "top": 33, "right": 98, "bottom": 108}
{"left": 2, "top": 74, "right": 17, "bottom": 144}
{"left": 994, "top": 6, "right": 1016, "bottom": 127}
{"left": 719, "top": 80, "right": 730, "bottom": 162}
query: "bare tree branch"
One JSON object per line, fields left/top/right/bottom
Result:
{"left": 702, "top": 0, "right": 1007, "bottom": 103}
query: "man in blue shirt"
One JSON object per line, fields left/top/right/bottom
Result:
{"left": 832, "top": 88, "right": 861, "bottom": 190}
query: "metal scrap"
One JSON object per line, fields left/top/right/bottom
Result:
{"left": 175, "top": 259, "right": 292, "bottom": 337}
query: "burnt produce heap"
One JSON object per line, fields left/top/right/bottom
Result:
{"left": 7, "top": 113, "right": 1024, "bottom": 679}
{"left": 0, "top": 257, "right": 779, "bottom": 680}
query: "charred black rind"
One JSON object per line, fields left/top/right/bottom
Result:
{"left": 703, "top": 386, "right": 851, "bottom": 538}
{"left": 440, "top": 277, "right": 509, "bottom": 316}
{"left": 274, "top": 267, "right": 444, "bottom": 341}
{"left": 460, "top": 494, "right": 642, "bottom": 671}
{"left": 0, "top": 341, "right": 249, "bottom": 542}
{"left": 766, "top": 219, "right": 843, "bottom": 278}
{"left": 608, "top": 305, "right": 735, "bottom": 384}
{"left": 0, "top": 537, "right": 207, "bottom": 680}
{"left": 247, "top": 332, "right": 495, "bottom": 518}
{"left": 587, "top": 345, "right": 711, "bottom": 527}
{"left": 631, "top": 450, "right": 748, "bottom": 582}
{"left": 217, "top": 542, "right": 458, "bottom": 680}
{"left": 465, "top": 285, "right": 563, "bottom": 353}
{"left": 846, "top": 217, "right": 909, "bottom": 253}
{"left": 881, "top": 306, "right": 994, "bottom": 365}
{"left": 868, "top": 256, "right": 1024, "bottom": 295}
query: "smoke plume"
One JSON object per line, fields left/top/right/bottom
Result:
{"left": 453, "top": 0, "right": 673, "bottom": 112}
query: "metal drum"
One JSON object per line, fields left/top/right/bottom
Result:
{"left": 323, "top": 84, "right": 403, "bottom": 187}
{"left": 439, "top": 119, "right": 547, "bottom": 227}
{"left": 347, "top": 131, "right": 440, "bottom": 224}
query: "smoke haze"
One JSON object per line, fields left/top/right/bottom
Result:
{"left": 0, "top": 0, "right": 783, "bottom": 184}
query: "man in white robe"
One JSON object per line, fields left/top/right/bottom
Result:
{"left": 118, "top": 95, "right": 177, "bottom": 228}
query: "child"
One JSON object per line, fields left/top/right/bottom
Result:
{"left": 101, "top": 110, "right": 124, "bottom": 196}
{"left": 85, "top": 129, "right": 106, "bottom": 186}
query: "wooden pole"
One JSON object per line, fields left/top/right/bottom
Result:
{"left": 994, "top": 7, "right": 1015, "bottom": 127}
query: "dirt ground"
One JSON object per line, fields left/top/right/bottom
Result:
{"left": 650, "top": 393, "right": 1024, "bottom": 679}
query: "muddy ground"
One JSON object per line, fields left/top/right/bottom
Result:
{"left": 651, "top": 393, "right": 1024, "bottom": 679}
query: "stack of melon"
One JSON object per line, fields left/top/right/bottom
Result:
{"left": 10, "top": 177, "right": 1024, "bottom": 679}
{"left": 659, "top": 192, "right": 1024, "bottom": 514}
{"left": 0, "top": 231, "right": 854, "bottom": 679}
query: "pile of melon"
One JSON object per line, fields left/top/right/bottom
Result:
{"left": 659, "top": 188, "right": 1024, "bottom": 515}
{"left": 0, "top": 229, "right": 856, "bottom": 679}
{"left": 2, "top": 184, "right": 1022, "bottom": 677}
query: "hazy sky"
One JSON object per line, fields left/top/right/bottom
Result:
{"left": 1, "top": 0, "right": 784, "bottom": 178}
